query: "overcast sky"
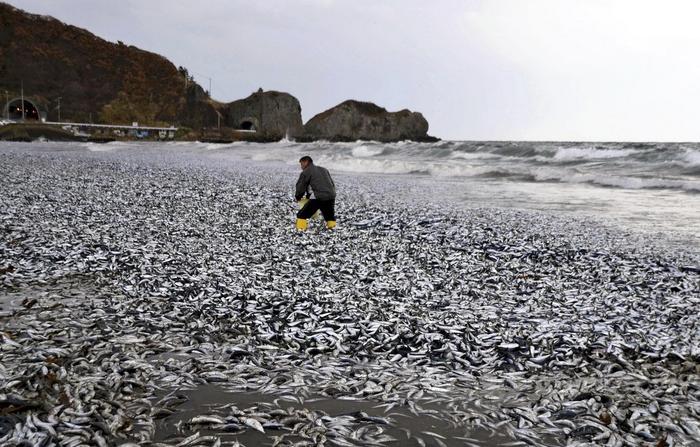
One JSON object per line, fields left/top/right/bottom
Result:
{"left": 9, "top": 0, "right": 700, "bottom": 141}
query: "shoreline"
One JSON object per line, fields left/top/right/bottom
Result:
{"left": 0, "top": 143, "right": 698, "bottom": 446}
{"left": 0, "top": 122, "right": 440, "bottom": 144}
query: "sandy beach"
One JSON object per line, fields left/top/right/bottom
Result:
{"left": 1, "top": 142, "right": 699, "bottom": 446}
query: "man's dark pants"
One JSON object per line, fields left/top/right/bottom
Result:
{"left": 297, "top": 199, "right": 335, "bottom": 222}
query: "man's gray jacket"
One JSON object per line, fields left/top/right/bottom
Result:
{"left": 295, "top": 164, "right": 336, "bottom": 201}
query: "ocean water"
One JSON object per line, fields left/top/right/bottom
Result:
{"left": 199, "top": 139, "right": 699, "bottom": 247}
{"left": 10, "top": 139, "right": 700, "bottom": 247}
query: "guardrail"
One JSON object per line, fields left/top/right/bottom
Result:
{"left": 43, "top": 121, "right": 178, "bottom": 131}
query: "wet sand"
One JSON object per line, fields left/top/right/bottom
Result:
{"left": 152, "top": 385, "right": 519, "bottom": 446}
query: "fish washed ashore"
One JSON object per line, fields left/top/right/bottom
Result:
{"left": 0, "top": 143, "right": 699, "bottom": 447}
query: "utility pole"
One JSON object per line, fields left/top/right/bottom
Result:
{"left": 4, "top": 90, "right": 8, "bottom": 121}
{"left": 259, "top": 88, "right": 264, "bottom": 135}
{"left": 20, "top": 80, "right": 25, "bottom": 121}
{"left": 56, "top": 97, "right": 62, "bottom": 122}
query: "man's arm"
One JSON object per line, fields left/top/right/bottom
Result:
{"left": 295, "top": 171, "right": 310, "bottom": 201}
{"left": 324, "top": 167, "right": 335, "bottom": 189}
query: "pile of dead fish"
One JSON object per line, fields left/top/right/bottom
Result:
{"left": 0, "top": 143, "right": 698, "bottom": 446}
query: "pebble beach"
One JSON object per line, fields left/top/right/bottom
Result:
{"left": 1, "top": 142, "right": 699, "bottom": 446}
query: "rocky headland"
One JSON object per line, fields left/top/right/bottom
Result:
{"left": 224, "top": 89, "right": 304, "bottom": 140}
{"left": 303, "top": 100, "right": 435, "bottom": 142}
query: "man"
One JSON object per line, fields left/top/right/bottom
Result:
{"left": 295, "top": 156, "right": 336, "bottom": 230}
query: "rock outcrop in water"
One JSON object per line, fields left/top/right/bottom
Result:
{"left": 303, "top": 100, "right": 434, "bottom": 142}
{"left": 224, "top": 89, "right": 304, "bottom": 140}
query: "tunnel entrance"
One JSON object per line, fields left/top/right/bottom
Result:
{"left": 239, "top": 120, "right": 256, "bottom": 131}
{"left": 6, "top": 99, "right": 40, "bottom": 121}
{"left": 237, "top": 116, "right": 258, "bottom": 132}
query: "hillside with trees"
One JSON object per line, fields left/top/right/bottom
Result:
{"left": 0, "top": 2, "right": 216, "bottom": 127}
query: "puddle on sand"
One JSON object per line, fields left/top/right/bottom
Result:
{"left": 0, "top": 275, "right": 109, "bottom": 318}
{"left": 0, "top": 290, "right": 25, "bottom": 315}
{"left": 153, "top": 384, "right": 521, "bottom": 446}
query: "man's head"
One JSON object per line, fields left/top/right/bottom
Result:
{"left": 299, "top": 155, "right": 313, "bottom": 170}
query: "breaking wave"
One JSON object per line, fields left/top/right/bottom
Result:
{"left": 551, "top": 147, "right": 637, "bottom": 161}
{"left": 78, "top": 139, "right": 699, "bottom": 194}
{"left": 319, "top": 156, "right": 700, "bottom": 192}
{"left": 289, "top": 140, "right": 700, "bottom": 193}
{"left": 351, "top": 145, "right": 385, "bottom": 158}
{"left": 683, "top": 149, "right": 700, "bottom": 166}
{"left": 528, "top": 168, "right": 700, "bottom": 192}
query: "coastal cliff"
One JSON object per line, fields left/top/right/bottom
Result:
{"left": 304, "top": 100, "right": 433, "bottom": 142}
{"left": 0, "top": 2, "right": 212, "bottom": 127}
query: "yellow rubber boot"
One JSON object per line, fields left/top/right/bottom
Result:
{"left": 296, "top": 218, "right": 308, "bottom": 231}
{"left": 326, "top": 220, "right": 336, "bottom": 230}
